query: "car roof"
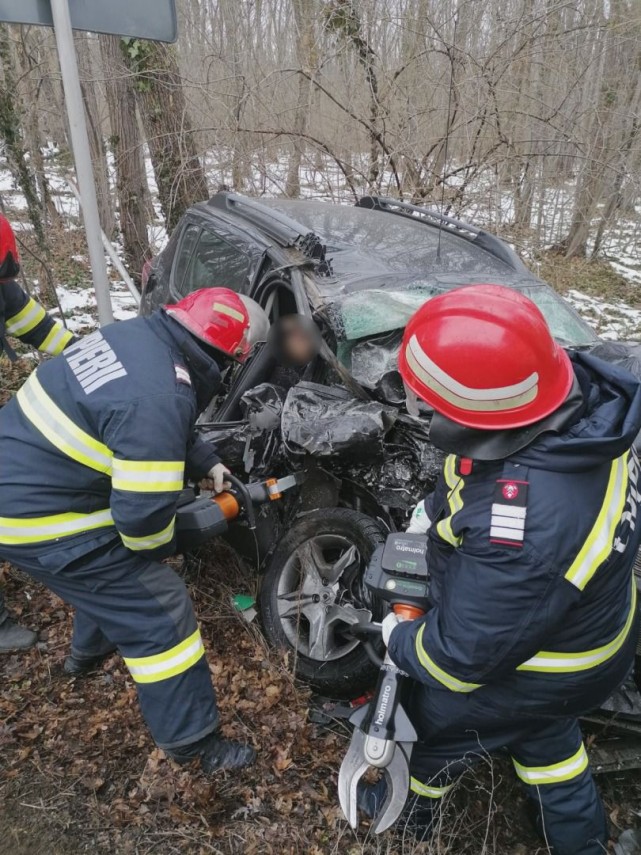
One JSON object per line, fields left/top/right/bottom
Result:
{"left": 255, "top": 197, "right": 539, "bottom": 289}
{"left": 184, "top": 193, "right": 597, "bottom": 346}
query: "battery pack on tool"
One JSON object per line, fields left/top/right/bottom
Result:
{"left": 364, "top": 532, "right": 430, "bottom": 611}
{"left": 175, "top": 488, "right": 239, "bottom": 551}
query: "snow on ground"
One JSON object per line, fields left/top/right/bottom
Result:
{"left": 566, "top": 290, "right": 641, "bottom": 341}
{"left": 54, "top": 281, "right": 138, "bottom": 333}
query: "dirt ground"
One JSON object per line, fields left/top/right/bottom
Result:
{"left": 1, "top": 548, "right": 640, "bottom": 855}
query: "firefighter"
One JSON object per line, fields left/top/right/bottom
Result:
{"left": 0, "top": 213, "right": 75, "bottom": 653}
{"left": 0, "top": 287, "right": 268, "bottom": 771}
{"left": 362, "top": 285, "right": 641, "bottom": 854}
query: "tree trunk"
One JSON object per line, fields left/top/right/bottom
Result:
{"left": 100, "top": 35, "right": 152, "bottom": 284}
{"left": 74, "top": 33, "right": 115, "bottom": 238}
{"left": 121, "top": 39, "right": 209, "bottom": 232}
{"left": 285, "top": 0, "right": 317, "bottom": 198}
{"left": 13, "top": 29, "right": 61, "bottom": 226}
{"left": 0, "top": 25, "right": 46, "bottom": 248}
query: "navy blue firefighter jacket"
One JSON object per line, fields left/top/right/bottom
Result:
{"left": 388, "top": 352, "right": 641, "bottom": 712}
{"left": 0, "top": 310, "right": 222, "bottom": 558}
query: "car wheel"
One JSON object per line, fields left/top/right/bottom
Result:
{"left": 260, "top": 508, "right": 387, "bottom": 698}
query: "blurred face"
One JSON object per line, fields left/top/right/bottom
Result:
{"left": 268, "top": 316, "right": 321, "bottom": 367}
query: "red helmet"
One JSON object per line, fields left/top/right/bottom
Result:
{"left": 398, "top": 284, "right": 574, "bottom": 430}
{"left": 165, "top": 287, "right": 269, "bottom": 362}
{"left": 0, "top": 215, "right": 20, "bottom": 281}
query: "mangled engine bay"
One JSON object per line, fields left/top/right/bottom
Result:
{"left": 199, "top": 374, "right": 443, "bottom": 528}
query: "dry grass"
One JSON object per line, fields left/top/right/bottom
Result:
{"left": 536, "top": 252, "right": 641, "bottom": 307}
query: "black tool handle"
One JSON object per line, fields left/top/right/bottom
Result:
{"left": 365, "top": 655, "right": 405, "bottom": 742}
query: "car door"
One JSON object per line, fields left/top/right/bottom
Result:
{"left": 169, "top": 218, "right": 264, "bottom": 302}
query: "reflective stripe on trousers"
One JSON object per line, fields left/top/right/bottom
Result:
{"left": 124, "top": 628, "right": 205, "bottom": 683}
{"left": 0, "top": 536, "right": 219, "bottom": 749}
{"left": 410, "top": 776, "right": 453, "bottom": 799}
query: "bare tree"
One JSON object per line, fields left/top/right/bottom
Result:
{"left": 121, "top": 38, "right": 209, "bottom": 231}
{"left": 100, "top": 35, "right": 152, "bottom": 283}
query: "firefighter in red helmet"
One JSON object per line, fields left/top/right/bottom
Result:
{"left": 360, "top": 284, "right": 641, "bottom": 854}
{"left": 0, "top": 214, "right": 77, "bottom": 653}
{"left": 0, "top": 287, "right": 268, "bottom": 770}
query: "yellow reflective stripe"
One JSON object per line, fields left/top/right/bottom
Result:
{"left": 124, "top": 628, "right": 205, "bottom": 683}
{"left": 410, "top": 777, "right": 453, "bottom": 799}
{"left": 119, "top": 516, "right": 176, "bottom": 551}
{"left": 16, "top": 372, "right": 112, "bottom": 474}
{"left": 112, "top": 459, "right": 185, "bottom": 493}
{"left": 565, "top": 453, "right": 629, "bottom": 590}
{"left": 0, "top": 509, "right": 113, "bottom": 544}
{"left": 39, "top": 323, "right": 74, "bottom": 356}
{"left": 436, "top": 455, "right": 464, "bottom": 547}
{"left": 415, "top": 623, "right": 482, "bottom": 693}
{"left": 518, "top": 577, "right": 637, "bottom": 673}
{"left": 5, "top": 297, "right": 47, "bottom": 336}
{"left": 513, "top": 743, "right": 588, "bottom": 786}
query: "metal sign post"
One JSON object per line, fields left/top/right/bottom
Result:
{"left": 0, "top": 0, "right": 177, "bottom": 326}
{"left": 49, "top": 0, "right": 113, "bottom": 325}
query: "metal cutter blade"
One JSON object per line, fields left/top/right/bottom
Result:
{"left": 338, "top": 729, "right": 412, "bottom": 833}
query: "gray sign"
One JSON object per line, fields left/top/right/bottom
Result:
{"left": 0, "top": 0, "right": 177, "bottom": 42}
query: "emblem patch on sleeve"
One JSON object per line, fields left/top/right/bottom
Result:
{"left": 174, "top": 364, "right": 192, "bottom": 386}
{"left": 490, "top": 479, "right": 528, "bottom": 547}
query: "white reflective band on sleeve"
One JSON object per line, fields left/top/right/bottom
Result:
{"left": 39, "top": 324, "right": 73, "bottom": 356}
{"left": 5, "top": 298, "right": 47, "bottom": 336}
{"left": 410, "top": 777, "right": 453, "bottom": 798}
{"left": 406, "top": 334, "right": 539, "bottom": 412}
{"left": 124, "top": 628, "right": 205, "bottom": 683}
{"left": 518, "top": 578, "right": 636, "bottom": 673}
{"left": 513, "top": 743, "right": 588, "bottom": 786}
{"left": 17, "top": 373, "right": 113, "bottom": 474}
{"left": 119, "top": 517, "right": 176, "bottom": 551}
{"left": 112, "top": 459, "right": 185, "bottom": 493}
{"left": 565, "top": 453, "right": 629, "bottom": 590}
{"left": 0, "top": 509, "right": 114, "bottom": 544}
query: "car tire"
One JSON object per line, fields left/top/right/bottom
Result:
{"left": 260, "top": 508, "right": 387, "bottom": 698}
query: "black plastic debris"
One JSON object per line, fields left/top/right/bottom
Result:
{"left": 281, "top": 381, "right": 397, "bottom": 459}
{"left": 346, "top": 415, "right": 444, "bottom": 510}
{"left": 199, "top": 383, "right": 287, "bottom": 474}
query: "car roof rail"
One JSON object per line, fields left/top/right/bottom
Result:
{"left": 356, "top": 196, "right": 529, "bottom": 274}
{"left": 206, "top": 192, "right": 333, "bottom": 275}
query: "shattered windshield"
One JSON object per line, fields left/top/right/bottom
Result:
{"left": 328, "top": 283, "right": 597, "bottom": 346}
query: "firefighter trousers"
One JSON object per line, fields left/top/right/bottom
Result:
{"left": 405, "top": 682, "right": 609, "bottom": 855}
{"left": 0, "top": 532, "right": 219, "bottom": 749}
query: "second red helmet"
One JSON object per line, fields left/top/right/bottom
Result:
{"left": 398, "top": 284, "right": 574, "bottom": 430}
{"left": 165, "top": 287, "right": 269, "bottom": 362}
{"left": 0, "top": 215, "right": 20, "bottom": 281}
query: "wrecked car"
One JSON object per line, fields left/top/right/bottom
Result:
{"left": 140, "top": 193, "right": 641, "bottom": 736}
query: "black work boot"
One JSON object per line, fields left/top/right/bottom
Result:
{"left": 0, "top": 615, "right": 37, "bottom": 653}
{"left": 167, "top": 731, "right": 256, "bottom": 773}
{"left": 63, "top": 649, "right": 116, "bottom": 676}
